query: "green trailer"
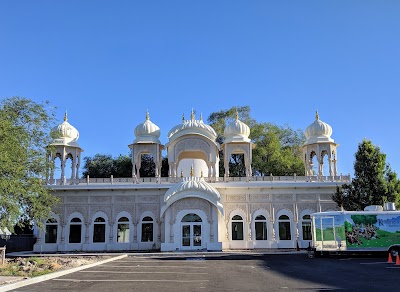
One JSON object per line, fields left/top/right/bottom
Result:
{"left": 310, "top": 209, "right": 400, "bottom": 257}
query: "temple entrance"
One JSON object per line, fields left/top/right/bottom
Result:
{"left": 181, "top": 213, "right": 203, "bottom": 250}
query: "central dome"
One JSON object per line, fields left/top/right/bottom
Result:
{"left": 167, "top": 111, "right": 217, "bottom": 142}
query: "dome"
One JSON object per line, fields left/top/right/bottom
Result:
{"left": 160, "top": 175, "right": 224, "bottom": 217}
{"left": 167, "top": 111, "right": 217, "bottom": 142}
{"left": 223, "top": 112, "right": 251, "bottom": 143}
{"left": 304, "top": 111, "right": 334, "bottom": 145}
{"left": 50, "top": 112, "right": 80, "bottom": 145}
{"left": 134, "top": 112, "right": 161, "bottom": 144}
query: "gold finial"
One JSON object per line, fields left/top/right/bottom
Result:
{"left": 315, "top": 110, "right": 319, "bottom": 120}
{"left": 200, "top": 112, "right": 203, "bottom": 121}
{"left": 146, "top": 110, "right": 150, "bottom": 120}
{"left": 181, "top": 170, "right": 184, "bottom": 178}
{"left": 64, "top": 111, "right": 68, "bottom": 122}
{"left": 235, "top": 110, "right": 239, "bottom": 120}
{"left": 191, "top": 108, "right": 195, "bottom": 120}
{"left": 201, "top": 170, "right": 203, "bottom": 178}
{"left": 190, "top": 165, "right": 194, "bottom": 177}
{"left": 182, "top": 113, "right": 185, "bottom": 122}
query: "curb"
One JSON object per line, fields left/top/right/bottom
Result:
{"left": 0, "top": 254, "right": 128, "bottom": 292}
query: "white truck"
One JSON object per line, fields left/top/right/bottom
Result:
{"left": 310, "top": 204, "right": 400, "bottom": 257}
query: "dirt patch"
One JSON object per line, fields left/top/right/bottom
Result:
{"left": 0, "top": 256, "right": 111, "bottom": 278}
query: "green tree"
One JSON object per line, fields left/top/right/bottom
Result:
{"left": 207, "top": 106, "right": 305, "bottom": 176}
{"left": 0, "top": 97, "right": 59, "bottom": 230}
{"left": 82, "top": 154, "right": 132, "bottom": 178}
{"left": 82, "top": 154, "right": 169, "bottom": 178}
{"left": 333, "top": 139, "right": 400, "bottom": 210}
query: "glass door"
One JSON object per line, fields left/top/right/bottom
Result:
{"left": 181, "top": 223, "right": 202, "bottom": 249}
{"left": 182, "top": 225, "right": 191, "bottom": 247}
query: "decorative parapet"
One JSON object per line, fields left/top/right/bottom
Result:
{"left": 46, "top": 174, "right": 351, "bottom": 186}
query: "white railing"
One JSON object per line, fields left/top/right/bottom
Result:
{"left": 47, "top": 174, "right": 351, "bottom": 186}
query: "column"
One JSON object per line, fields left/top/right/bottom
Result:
{"left": 157, "top": 219, "right": 162, "bottom": 242}
{"left": 109, "top": 221, "right": 114, "bottom": 243}
{"left": 169, "top": 220, "right": 174, "bottom": 243}
{"left": 133, "top": 221, "right": 138, "bottom": 242}
{"left": 71, "top": 158, "right": 76, "bottom": 184}
{"left": 85, "top": 222, "right": 90, "bottom": 244}
{"left": 60, "top": 223, "right": 65, "bottom": 244}
{"left": 209, "top": 220, "right": 214, "bottom": 242}
{"left": 60, "top": 161, "right": 65, "bottom": 185}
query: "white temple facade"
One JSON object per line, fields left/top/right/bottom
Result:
{"left": 34, "top": 110, "right": 350, "bottom": 252}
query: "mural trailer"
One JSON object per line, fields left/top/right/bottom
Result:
{"left": 311, "top": 207, "right": 400, "bottom": 257}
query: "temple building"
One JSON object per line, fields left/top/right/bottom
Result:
{"left": 33, "top": 110, "right": 349, "bottom": 252}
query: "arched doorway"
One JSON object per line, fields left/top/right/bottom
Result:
{"left": 181, "top": 213, "right": 203, "bottom": 250}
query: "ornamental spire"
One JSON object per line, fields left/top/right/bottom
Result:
{"left": 182, "top": 113, "right": 185, "bottom": 123}
{"left": 315, "top": 110, "right": 319, "bottom": 120}
{"left": 235, "top": 109, "right": 239, "bottom": 120}
{"left": 191, "top": 108, "right": 195, "bottom": 120}
{"left": 190, "top": 165, "right": 194, "bottom": 177}
{"left": 146, "top": 110, "right": 150, "bottom": 121}
{"left": 64, "top": 111, "right": 68, "bottom": 122}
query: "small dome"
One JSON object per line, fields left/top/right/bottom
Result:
{"left": 50, "top": 112, "right": 79, "bottom": 144}
{"left": 224, "top": 112, "right": 251, "bottom": 143}
{"left": 134, "top": 112, "right": 161, "bottom": 144}
{"left": 304, "top": 111, "right": 334, "bottom": 145}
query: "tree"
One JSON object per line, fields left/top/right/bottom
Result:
{"left": 207, "top": 106, "right": 305, "bottom": 177}
{"left": 0, "top": 97, "right": 59, "bottom": 230}
{"left": 82, "top": 154, "right": 169, "bottom": 178}
{"left": 333, "top": 139, "right": 400, "bottom": 210}
{"left": 82, "top": 154, "right": 132, "bottom": 178}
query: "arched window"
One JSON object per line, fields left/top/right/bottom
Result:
{"left": 255, "top": 215, "right": 268, "bottom": 240}
{"left": 302, "top": 215, "right": 312, "bottom": 240}
{"left": 69, "top": 217, "right": 82, "bottom": 243}
{"left": 182, "top": 213, "right": 202, "bottom": 222}
{"left": 141, "top": 216, "right": 154, "bottom": 242}
{"left": 232, "top": 215, "right": 244, "bottom": 240}
{"left": 93, "top": 217, "right": 106, "bottom": 243}
{"left": 45, "top": 218, "right": 58, "bottom": 243}
{"left": 278, "top": 215, "right": 291, "bottom": 240}
{"left": 117, "top": 217, "right": 130, "bottom": 243}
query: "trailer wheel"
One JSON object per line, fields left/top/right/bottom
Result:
{"left": 389, "top": 246, "right": 400, "bottom": 258}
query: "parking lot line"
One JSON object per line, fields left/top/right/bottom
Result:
{"left": 81, "top": 270, "right": 208, "bottom": 274}
{"left": 53, "top": 279, "right": 209, "bottom": 283}
{"left": 97, "top": 265, "right": 207, "bottom": 268}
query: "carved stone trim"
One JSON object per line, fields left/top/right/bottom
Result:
{"left": 225, "top": 204, "right": 247, "bottom": 220}
{"left": 137, "top": 195, "right": 159, "bottom": 203}
{"left": 66, "top": 196, "right": 88, "bottom": 203}
{"left": 226, "top": 195, "right": 247, "bottom": 202}
{"left": 250, "top": 203, "right": 271, "bottom": 216}
{"left": 137, "top": 204, "right": 159, "bottom": 221}
{"left": 114, "top": 196, "right": 135, "bottom": 203}
{"left": 114, "top": 205, "right": 136, "bottom": 221}
{"left": 274, "top": 194, "right": 294, "bottom": 201}
{"left": 65, "top": 206, "right": 88, "bottom": 220}
{"left": 171, "top": 197, "right": 211, "bottom": 222}
{"left": 89, "top": 205, "right": 112, "bottom": 221}
{"left": 89, "top": 196, "right": 112, "bottom": 203}
{"left": 249, "top": 194, "right": 270, "bottom": 202}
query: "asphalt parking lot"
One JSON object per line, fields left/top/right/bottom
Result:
{"left": 8, "top": 253, "right": 400, "bottom": 292}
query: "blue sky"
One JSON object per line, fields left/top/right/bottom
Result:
{"left": 1, "top": 1, "right": 399, "bottom": 177}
